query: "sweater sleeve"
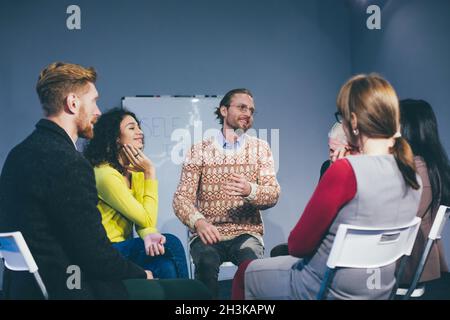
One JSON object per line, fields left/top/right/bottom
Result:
{"left": 288, "top": 159, "right": 357, "bottom": 258}
{"left": 244, "top": 140, "right": 281, "bottom": 209}
{"left": 172, "top": 143, "right": 205, "bottom": 229}
{"left": 95, "top": 166, "right": 158, "bottom": 238}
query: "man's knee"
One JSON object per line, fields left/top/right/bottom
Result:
{"left": 195, "top": 252, "right": 221, "bottom": 271}
{"left": 238, "top": 235, "right": 264, "bottom": 250}
{"left": 190, "top": 242, "right": 221, "bottom": 273}
{"left": 235, "top": 236, "right": 264, "bottom": 262}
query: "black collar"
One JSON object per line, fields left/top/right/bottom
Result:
{"left": 35, "top": 119, "right": 76, "bottom": 150}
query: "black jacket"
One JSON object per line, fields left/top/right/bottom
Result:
{"left": 0, "top": 119, "right": 146, "bottom": 299}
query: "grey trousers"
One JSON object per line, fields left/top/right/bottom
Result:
{"left": 244, "top": 255, "right": 300, "bottom": 300}
{"left": 244, "top": 255, "right": 397, "bottom": 300}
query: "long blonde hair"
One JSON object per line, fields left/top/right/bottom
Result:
{"left": 337, "top": 74, "right": 419, "bottom": 190}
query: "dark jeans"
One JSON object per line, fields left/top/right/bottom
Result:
{"left": 113, "top": 233, "right": 188, "bottom": 279}
{"left": 190, "top": 234, "right": 264, "bottom": 299}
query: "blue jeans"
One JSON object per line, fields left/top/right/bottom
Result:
{"left": 112, "top": 233, "right": 189, "bottom": 279}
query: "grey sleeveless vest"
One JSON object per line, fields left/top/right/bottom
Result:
{"left": 292, "top": 155, "right": 422, "bottom": 299}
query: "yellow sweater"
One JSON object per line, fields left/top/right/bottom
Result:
{"left": 94, "top": 164, "right": 158, "bottom": 243}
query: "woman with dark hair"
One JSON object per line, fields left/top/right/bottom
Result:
{"left": 399, "top": 99, "right": 449, "bottom": 286}
{"left": 232, "top": 74, "right": 422, "bottom": 300}
{"left": 84, "top": 108, "right": 188, "bottom": 279}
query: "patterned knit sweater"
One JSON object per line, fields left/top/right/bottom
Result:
{"left": 173, "top": 135, "right": 280, "bottom": 242}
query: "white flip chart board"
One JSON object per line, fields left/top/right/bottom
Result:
{"left": 121, "top": 96, "right": 222, "bottom": 253}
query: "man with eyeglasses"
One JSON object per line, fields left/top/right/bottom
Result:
{"left": 173, "top": 88, "right": 280, "bottom": 298}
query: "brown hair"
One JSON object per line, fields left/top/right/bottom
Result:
{"left": 337, "top": 74, "right": 419, "bottom": 190}
{"left": 215, "top": 88, "right": 253, "bottom": 125}
{"left": 36, "top": 62, "right": 97, "bottom": 116}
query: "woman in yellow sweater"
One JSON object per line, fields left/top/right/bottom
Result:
{"left": 84, "top": 108, "right": 188, "bottom": 279}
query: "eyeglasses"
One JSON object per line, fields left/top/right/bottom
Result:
{"left": 230, "top": 104, "right": 256, "bottom": 116}
{"left": 335, "top": 111, "right": 343, "bottom": 124}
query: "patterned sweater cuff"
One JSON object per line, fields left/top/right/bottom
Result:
{"left": 244, "top": 182, "right": 258, "bottom": 202}
{"left": 189, "top": 211, "right": 206, "bottom": 229}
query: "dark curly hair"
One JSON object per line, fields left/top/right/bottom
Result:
{"left": 84, "top": 108, "right": 141, "bottom": 174}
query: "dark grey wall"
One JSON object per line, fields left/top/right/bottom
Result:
{"left": 349, "top": 0, "right": 450, "bottom": 263}
{"left": 351, "top": 0, "right": 450, "bottom": 140}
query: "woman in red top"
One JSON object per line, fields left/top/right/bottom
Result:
{"left": 232, "top": 74, "right": 422, "bottom": 300}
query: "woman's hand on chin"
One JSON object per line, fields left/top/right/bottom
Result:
{"left": 123, "top": 144, "right": 156, "bottom": 179}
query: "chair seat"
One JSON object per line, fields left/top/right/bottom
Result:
{"left": 220, "top": 262, "right": 235, "bottom": 267}
{"left": 396, "top": 285, "right": 425, "bottom": 298}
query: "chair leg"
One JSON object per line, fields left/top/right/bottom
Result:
{"left": 317, "top": 268, "right": 334, "bottom": 300}
{"left": 188, "top": 254, "right": 195, "bottom": 279}
{"left": 186, "top": 230, "right": 196, "bottom": 279}
{"left": 403, "top": 240, "right": 433, "bottom": 300}
{"left": 32, "top": 271, "right": 48, "bottom": 300}
{"left": 390, "top": 255, "right": 408, "bottom": 300}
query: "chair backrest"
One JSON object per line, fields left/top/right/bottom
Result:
{"left": 0, "top": 231, "right": 49, "bottom": 300}
{"left": 428, "top": 205, "right": 450, "bottom": 241}
{"left": 327, "top": 217, "right": 421, "bottom": 269}
{"left": 0, "top": 232, "right": 38, "bottom": 273}
{"left": 398, "top": 205, "right": 450, "bottom": 299}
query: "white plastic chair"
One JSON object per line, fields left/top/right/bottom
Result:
{"left": 396, "top": 205, "right": 450, "bottom": 300}
{"left": 316, "top": 217, "right": 421, "bottom": 300}
{"left": 186, "top": 229, "right": 237, "bottom": 280}
{"left": 188, "top": 258, "right": 236, "bottom": 280}
{"left": 0, "top": 231, "right": 49, "bottom": 300}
